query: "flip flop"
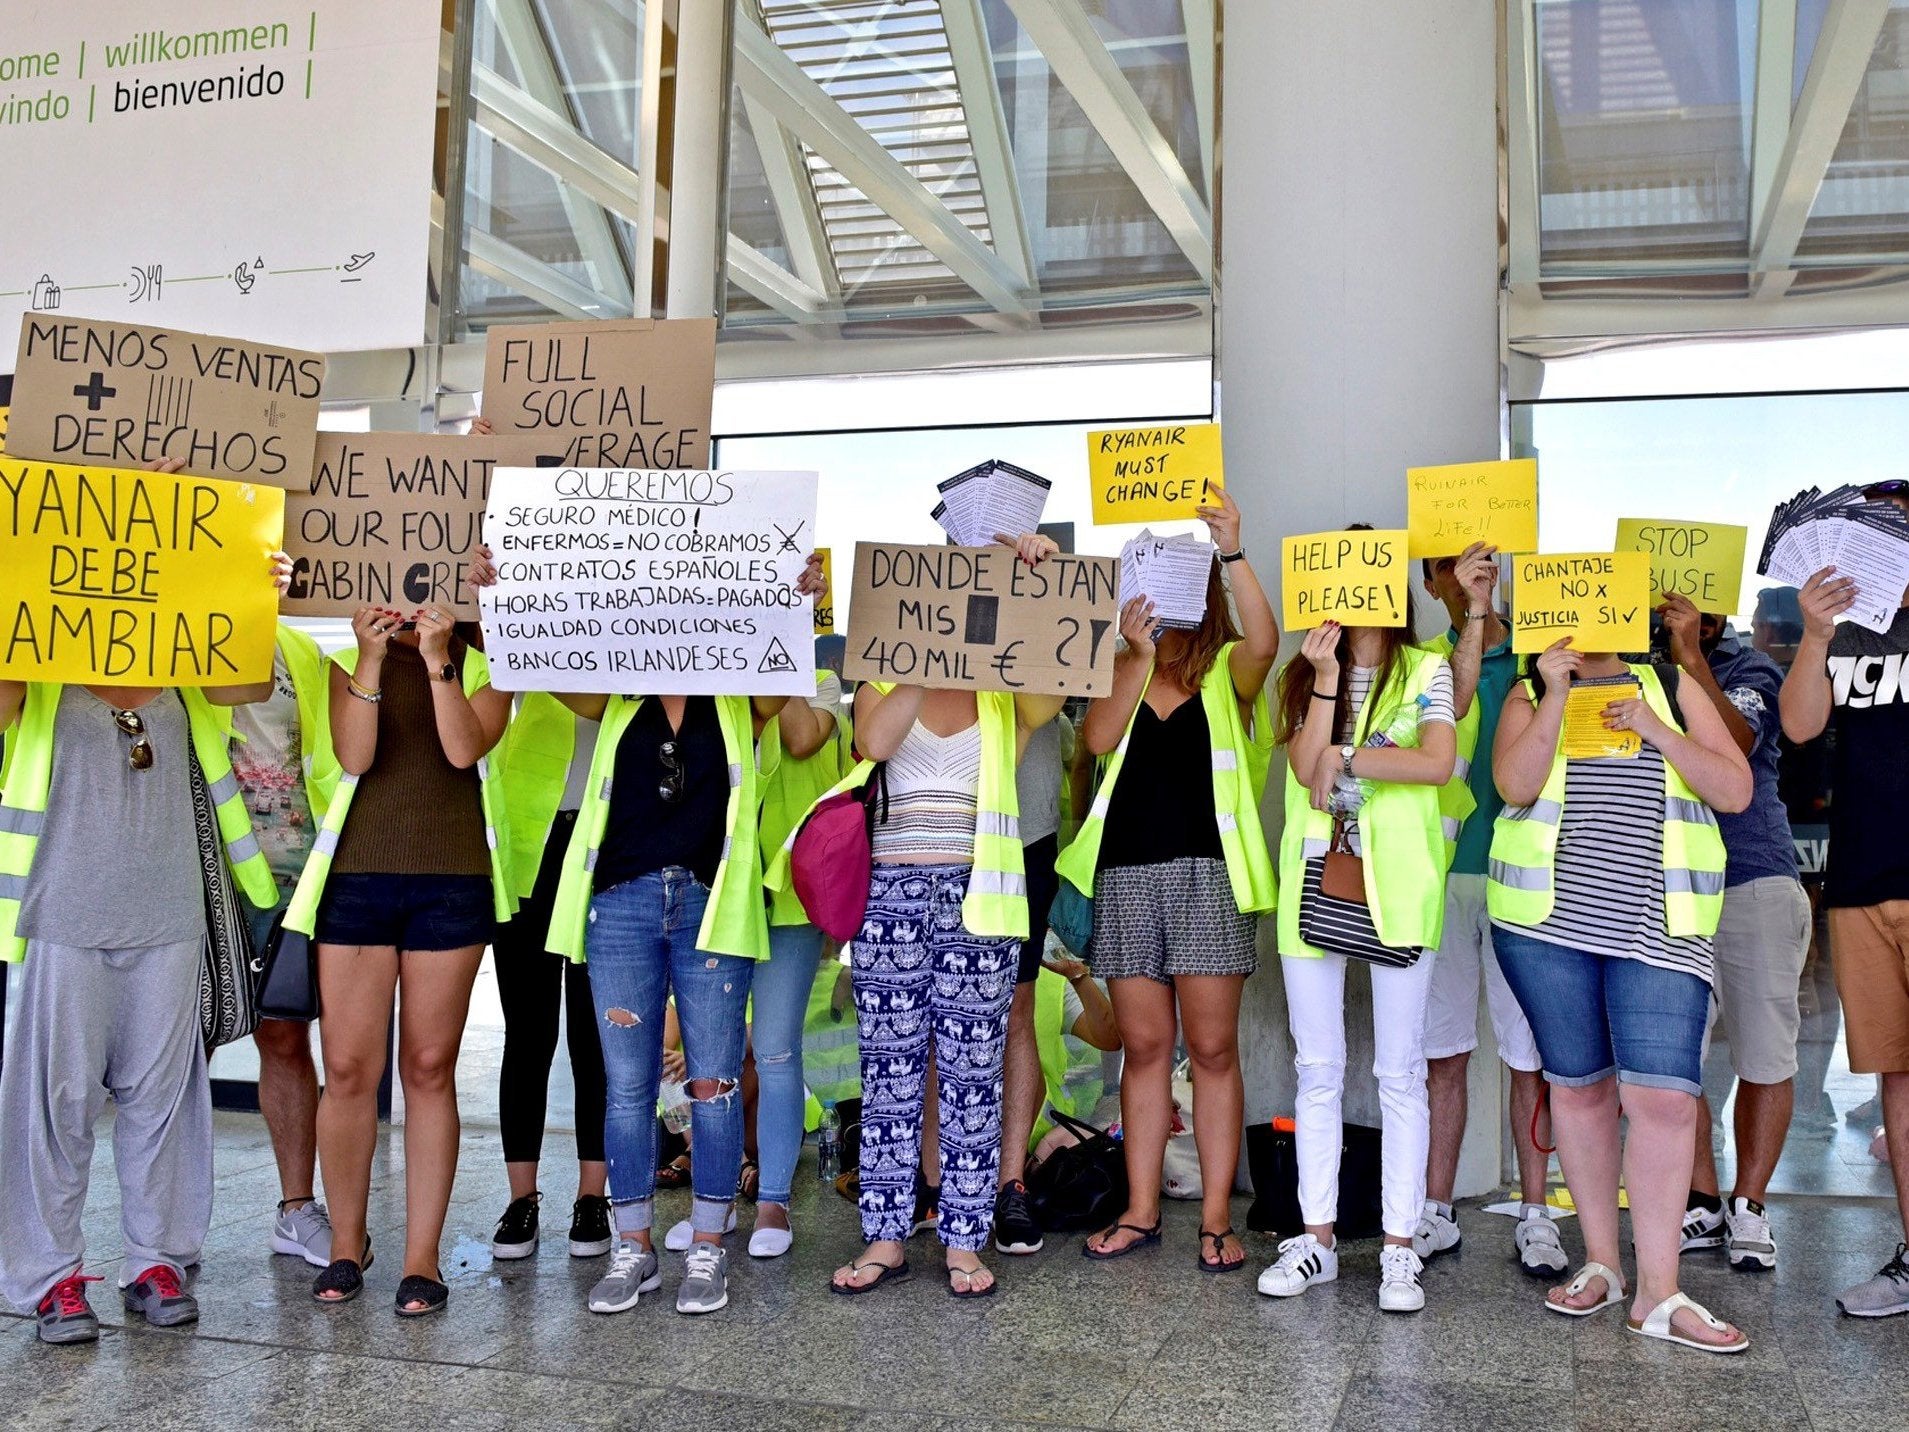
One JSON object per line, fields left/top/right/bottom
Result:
{"left": 655, "top": 1155, "right": 693, "bottom": 1191}
{"left": 947, "top": 1265, "right": 997, "bottom": 1300}
{"left": 1627, "top": 1291, "right": 1750, "bottom": 1354}
{"left": 829, "top": 1257, "right": 912, "bottom": 1297}
{"left": 1545, "top": 1261, "right": 1627, "bottom": 1317}
{"left": 1082, "top": 1221, "right": 1163, "bottom": 1262}
{"left": 1198, "top": 1227, "right": 1245, "bottom": 1274}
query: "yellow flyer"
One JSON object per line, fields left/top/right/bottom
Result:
{"left": 1086, "top": 423, "right": 1223, "bottom": 524}
{"left": 1561, "top": 681, "right": 1642, "bottom": 759}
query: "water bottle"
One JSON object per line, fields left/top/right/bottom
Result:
{"left": 659, "top": 1080, "right": 692, "bottom": 1135}
{"left": 816, "top": 1101, "right": 840, "bottom": 1181}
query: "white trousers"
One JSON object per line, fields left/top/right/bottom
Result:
{"left": 1280, "top": 950, "right": 1437, "bottom": 1241}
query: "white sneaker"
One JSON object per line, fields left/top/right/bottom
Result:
{"left": 269, "top": 1200, "right": 334, "bottom": 1269}
{"left": 1724, "top": 1197, "right": 1776, "bottom": 1270}
{"left": 1378, "top": 1244, "right": 1426, "bottom": 1313}
{"left": 663, "top": 1207, "right": 738, "bottom": 1252}
{"left": 1514, "top": 1207, "right": 1568, "bottom": 1276}
{"left": 1681, "top": 1203, "right": 1726, "bottom": 1253}
{"left": 1256, "top": 1234, "right": 1338, "bottom": 1298}
{"left": 1411, "top": 1200, "right": 1460, "bottom": 1260}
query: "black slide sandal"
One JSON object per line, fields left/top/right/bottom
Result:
{"left": 1199, "top": 1227, "right": 1245, "bottom": 1274}
{"left": 311, "top": 1259, "right": 364, "bottom": 1305}
{"left": 395, "top": 1273, "right": 448, "bottom": 1318}
{"left": 829, "top": 1258, "right": 912, "bottom": 1296}
{"left": 1082, "top": 1221, "right": 1163, "bottom": 1261}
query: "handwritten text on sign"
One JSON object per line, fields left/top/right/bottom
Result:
{"left": 1614, "top": 519, "right": 1748, "bottom": 616}
{"left": 1513, "top": 552, "right": 1651, "bottom": 655}
{"left": 1086, "top": 423, "right": 1224, "bottom": 524}
{"left": 281, "top": 433, "right": 561, "bottom": 620}
{"left": 481, "top": 318, "right": 715, "bottom": 471}
{"left": 480, "top": 468, "right": 819, "bottom": 696}
{"left": 9, "top": 316, "right": 324, "bottom": 487}
{"left": 0, "top": 458, "right": 281, "bottom": 683}
{"left": 1406, "top": 459, "right": 1539, "bottom": 559}
{"left": 1282, "top": 529, "right": 1409, "bottom": 629}
{"left": 844, "top": 543, "right": 1119, "bottom": 697}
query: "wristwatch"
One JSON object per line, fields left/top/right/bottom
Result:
{"left": 1340, "top": 744, "right": 1356, "bottom": 776}
{"left": 433, "top": 662, "right": 457, "bottom": 683}
{"left": 1219, "top": 547, "right": 1246, "bottom": 564}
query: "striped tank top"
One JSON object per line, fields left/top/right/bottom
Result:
{"left": 870, "top": 720, "right": 982, "bottom": 864}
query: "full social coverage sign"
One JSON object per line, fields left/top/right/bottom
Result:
{"left": 479, "top": 468, "right": 819, "bottom": 696}
{"left": 0, "top": 456, "right": 281, "bottom": 683}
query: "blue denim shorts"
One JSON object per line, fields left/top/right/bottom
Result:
{"left": 1492, "top": 926, "right": 1711, "bottom": 1096}
{"left": 315, "top": 873, "right": 495, "bottom": 951}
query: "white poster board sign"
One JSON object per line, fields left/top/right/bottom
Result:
{"left": 480, "top": 468, "right": 819, "bottom": 696}
{"left": 0, "top": 1, "right": 439, "bottom": 356}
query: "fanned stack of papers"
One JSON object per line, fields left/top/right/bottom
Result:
{"left": 1118, "top": 529, "right": 1215, "bottom": 630}
{"left": 930, "top": 459, "right": 1052, "bottom": 548}
{"left": 1759, "top": 485, "right": 1909, "bottom": 633}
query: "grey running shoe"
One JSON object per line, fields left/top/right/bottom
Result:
{"left": 122, "top": 1264, "right": 199, "bottom": 1327}
{"left": 270, "top": 1199, "right": 334, "bottom": 1268}
{"left": 1838, "top": 1244, "right": 1909, "bottom": 1318}
{"left": 676, "top": 1242, "right": 730, "bottom": 1315}
{"left": 588, "top": 1239, "right": 661, "bottom": 1314}
{"left": 36, "top": 1275, "right": 101, "bottom": 1345}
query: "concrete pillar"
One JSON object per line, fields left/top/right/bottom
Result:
{"left": 1217, "top": 1, "right": 1506, "bottom": 1198}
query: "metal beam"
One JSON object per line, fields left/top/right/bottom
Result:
{"left": 726, "top": 235, "right": 831, "bottom": 323}
{"left": 1179, "top": 0, "right": 1215, "bottom": 199}
{"left": 490, "top": 0, "right": 636, "bottom": 313}
{"left": 470, "top": 64, "right": 644, "bottom": 227}
{"left": 999, "top": 0, "right": 1212, "bottom": 283}
{"left": 939, "top": 0, "right": 1038, "bottom": 287}
{"left": 1748, "top": 0, "right": 1799, "bottom": 248}
{"left": 1509, "top": 274, "right": 1909, "bottom": 342}
{"left": 733, "top": 13, "right": 1031, "bottom": 313}
{"left": 1506, "top": 0, "right": 1544, "bottom": 285}
{"left": 434, "top": 192, "right": 609, "bottom": 319}
{"left": 1752, "top": 0, "right": 1890, "bottom": 280}
{"left": 740, "top": 92, "right": 839, "bottom": 298}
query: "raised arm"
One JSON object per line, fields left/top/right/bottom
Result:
{"left": 1492, "top": 640, "right": 1579, "bottom": 807}
{"left": 768, "top": 552, "right": 836, "bottom": 759}
{"left": 1082, "top": 597, "right": 1155, "bottom": 755}
{"left": 331, "top": 606, "right": 400, "bottom": 775}
{"left": 1660, "top": 593, "right": 1754, "bottom": 755}
{"left": 1780, "top": 568, "right": 1854, "bottom": 743}
{"left": 1199, "top": 488, "right": 1279, "bottom": 700}
{"left": 1446, "top": 543, "right": 1503, "bottom": 720}
{"left": 1285, "top": 624, "right": 1342, "bottom": 786}
{"left": 414, "top": 607, "right": 509, "bottom": 769}
{"left": 853, "top": 682, "right": 926, "bottom": 761}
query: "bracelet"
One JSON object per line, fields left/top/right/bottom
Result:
{"left": 1464, "top": 610, "right": 1489, "bottom": 622}
{"left": 347, "top": 678, "right": 382, "bottom": 703}
{"left": 1311, "top": 687, "right": 1336, "bottom": 702}
{"left": 1219, "top": 547, "right": 1246, "bottom": 564}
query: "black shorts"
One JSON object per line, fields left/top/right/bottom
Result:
{"left": 315, "top": 872, "right": 495, "bottom": 951}
{"left": 1018, "top": 833, "right": 1061, "bottom": 984}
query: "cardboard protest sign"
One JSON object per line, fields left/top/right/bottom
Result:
{"left": 480, "top": 468, "right": 819, "bottom": 696}
{"left": 1406, "top": 459, "right": 1538, "bottom": 558}
{"left": 1281, "top": 529, "right": 1410, "bottom": 629}
{"left": 814, "top": 547, "right": 836, "bottom": 635}
{"left": 844, "top": 543, "right": 1119, "bottom": 697}
{"left": 1086, "top": 423, "right": 1223, "bottom": 525}
{"left": 281, "top": 433, "right": 562, "bottom": 620}
{"left": 0, "top": 456, "right": 281, "bottom": 684}
{"left": 481, "top": 318, "right": 716, "bottom": 470}
{"left": 1512, "top": 552, "right": 1651, "bottom": 654}
{"left": 9, "top": 316, "right": 324, "bottom": 487}
{"left": 1614, "top": 519, "right": 1748, "bottom": 615}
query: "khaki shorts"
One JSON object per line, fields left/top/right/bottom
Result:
{"left": 1829, "top": 901, "right": 1909, "bottom": 1076}
{"left": 1704, "top": 877, "right": 1810, "bottom": 1084}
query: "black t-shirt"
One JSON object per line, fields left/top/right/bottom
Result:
{"left": 1824, "top": 607, "right": 1909, "bottom": 907}
{"left": 1098, "top": 695, "right": 1224, "bottom": 870}
{"left": 594, "top": 696, "right": 728, "bottom": 892}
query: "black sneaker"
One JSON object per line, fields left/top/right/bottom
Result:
{"left": 911, "top": 1174, "right": 940, "bottom": 1237}
{"left": 993, "top": 1180, "right": 1044, "bottom": 1255}
{"left": 569, "top": 1195, "right": 613, "bottom": 1258}
{"left": 491, "top": 1192, "right": 541, "bottom": 1260}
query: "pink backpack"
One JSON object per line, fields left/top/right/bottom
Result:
{"left": 790, "top": 772, "right": 885, "bottom": 940}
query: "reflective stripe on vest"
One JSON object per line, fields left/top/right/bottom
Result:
{"left": 802, "top": 962, "right": 862, "bottom": 1107}
{"left": 1485, "top": 663, "right": 1727, "bottom": 939}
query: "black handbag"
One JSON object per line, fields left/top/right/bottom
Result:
{"left": 252, "top": 912, "right": 318, "bottom": 1022}
{"left": 1026, "top": 1109, "right": 1128, "bottom": 1233}
{"left": 1245, "top": 1119, "right": 1384, "bottom": 1240}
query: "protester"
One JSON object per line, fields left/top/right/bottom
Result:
{"left": 995, "top": 713, "right": 1072, "bottom": 1256}
{"left": 1256, "top": 587, "right": 1457, "bottom": 1314}
{"left": 1028, "top": 950, "right": 1123, "bottom": 1145}
{"left": 1657, "top": 593, "right": 1808, "bottom": 1270}
{"left": 284, "top": 603, "right": 514, "bottom": 1317}
{"left": 221, "top": 619, "right": 343, "bottom": 1269}
{"left": 1413, "top": 547, "right": 1563, "bottom": 1275}
{"left": 1779, "top": 521, "right": 1909, "bottom": 1317}
{"left": 1060, "top": 489, "right": 1280, "bottom": 1275}
{"left": 1491, "top": 637, "right": 1752, "bottom": 1352}
{"left": 789, "top": 534, "right": 1065, "bottom": 1300}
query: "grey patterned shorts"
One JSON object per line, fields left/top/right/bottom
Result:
{"left": 1090, "top": 857, "right": 1260, "bottom": 985}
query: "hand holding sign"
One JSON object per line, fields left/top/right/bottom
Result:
{"left": 1512, "top": 553, "right": 1650, "bottom": 655}
{"left": 1281, "top": 529, "right": 1409, "bottom": 629}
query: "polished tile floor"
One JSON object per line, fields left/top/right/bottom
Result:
{"left": 6, "top": 1111, "right": 1909, "bottom": 1430}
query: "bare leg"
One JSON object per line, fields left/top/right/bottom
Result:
{"left": 1691, "top": 1095, "right": 1721, "bottom": 1199}
{"left": 254, "top": 1018, "right": 320, "bottom": 1203}
{"left": 998, "top": 983, "right": 1042, "bottom": 1186}
{"left": 1544, "top": 1077, "right": 1622, "bottom": 1313}
{"left": 1625, "top": 1083, "right": 1742, "bottom": 1345}
{"left": 1424, "top": 1052, "right": 1468, "bottom": 1206}
{"left": 1176, "top": 973, "right": 1247, "bottom": 1268}
{"left": 1509, "top": 1068, "right": 1550, "bottom": 1206}
{"left": 313, "top": 944, "right": 398, "bottom": 1288}
{"left": 1730, "top": 1079, "right": 1794, "bottom": 1205}
{"left": 1881, "top": 1073, "right": 1909, "bottom": 1240}
{"left": 1085, "top": 978, "right": 1177, "bottom": 1256}
{"left": 394, "top": 946, "right": 485, "bottom": 1300}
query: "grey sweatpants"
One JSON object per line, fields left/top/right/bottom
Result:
{"left": 0, "top": 939, "right": 212, "bottom": 1310}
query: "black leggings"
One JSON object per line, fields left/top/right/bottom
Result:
{"left": 496, "top": 811, "right": 607, "bottom": 1165}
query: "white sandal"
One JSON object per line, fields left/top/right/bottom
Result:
{"left": 1545, "top": 1261, "right": 1627, "bottom": 1317}
{"left": 1627, "top": 1291, "right": 1750, "bottom": 1354}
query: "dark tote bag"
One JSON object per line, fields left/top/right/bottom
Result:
{"left": 1026, "top": 1110, "right": 1128, "bottom": 1233}
{"left": 1245, "top": 1119, "right": 1383, "bottom": 1241}
{"left": 252, "top": 914, "right": 318, "bottom": 1022}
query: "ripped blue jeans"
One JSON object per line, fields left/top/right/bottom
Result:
{"left": 586, "top": 869, "right": 754, "bottom": 1236}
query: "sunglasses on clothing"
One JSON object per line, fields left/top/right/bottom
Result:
{"left": 113, "top": 709, "right": 154, "bottom": 771}
{"left": 657, "top": 739, "right": 684, "bottom": 804}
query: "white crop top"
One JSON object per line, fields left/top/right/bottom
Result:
{"left": 869, "top": 721, "right": 982, "bottom": 864}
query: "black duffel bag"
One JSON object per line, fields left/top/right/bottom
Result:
{"left": 1245, "top": 1119, "right": 1383, "bottom": 1241}
{"left": 1026, "top": 1109, "right": 1128, "bottom": 1233}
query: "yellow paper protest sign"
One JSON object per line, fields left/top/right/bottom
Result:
{"left": 1512, "top": 552, "right": 1650, "bottom": 655}
{"left": 0, "top": 457, "right": 282, "bottom": 684}
{"left": 1407, "top": 459, "right": 1538, "bottom": 558}
{"left": 813, "top": 547, "right": 835, "bottom": 635}
{"left": 1281, "top": 529, "right": 1409, "bottom": 629}
{"left": 1613, "top": 519, "right": 1748, "bottom": 616}
{"left": 1086, "top": 423, "right": 1223, "bottom": 524}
